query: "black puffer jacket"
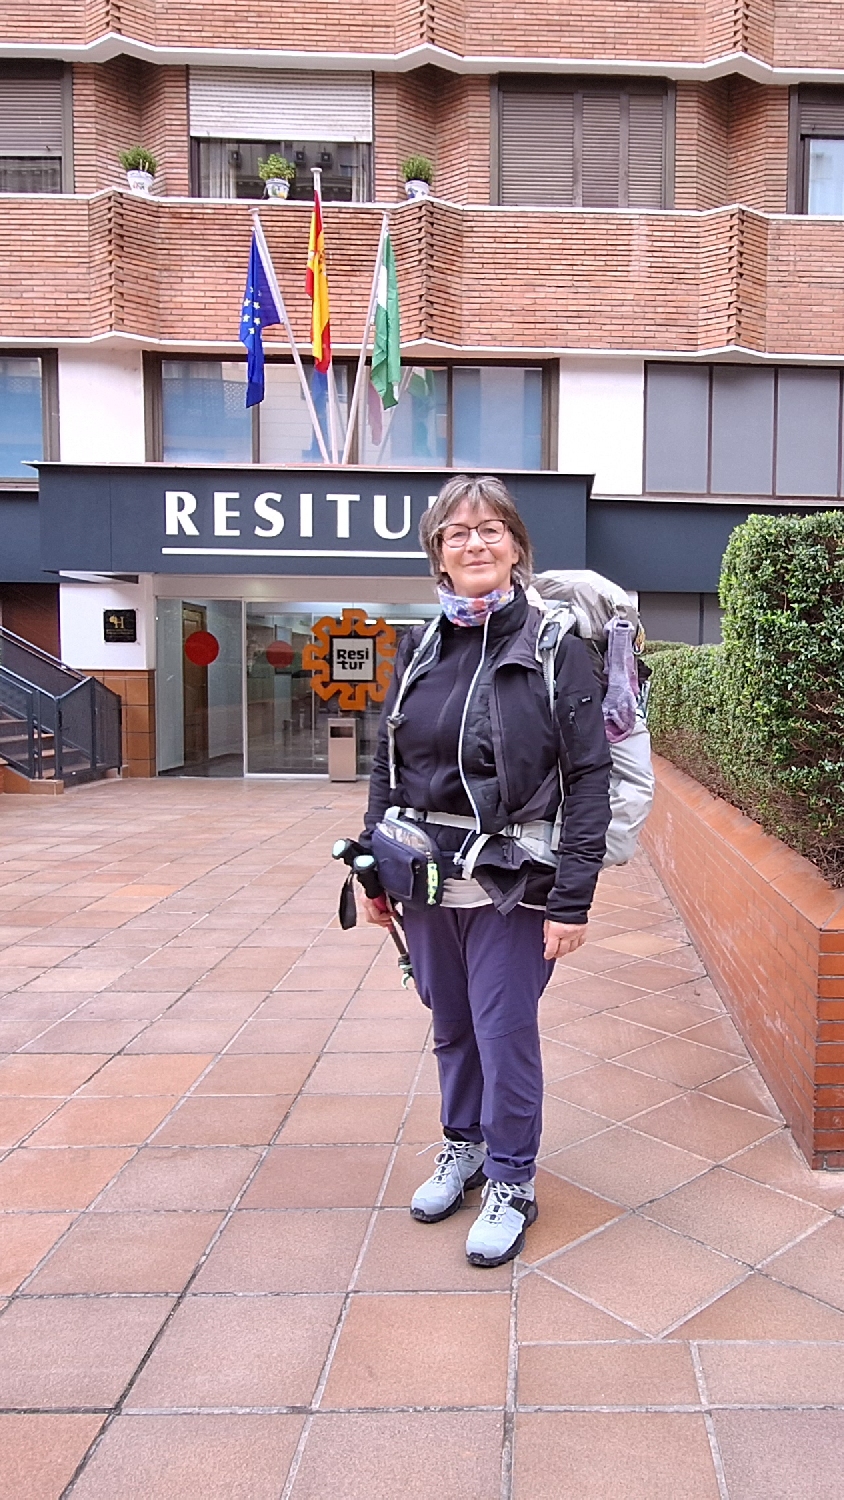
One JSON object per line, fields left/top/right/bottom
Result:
{"left": 363, "top": 588, "right": 612, "bottom": 924}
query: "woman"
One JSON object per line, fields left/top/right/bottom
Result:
{"left": 360, "top": 475, "right": 611, "bottom": 1267}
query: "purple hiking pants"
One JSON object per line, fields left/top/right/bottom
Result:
{"left": 401, "top": 903, "right": 554, "bottom": 1184}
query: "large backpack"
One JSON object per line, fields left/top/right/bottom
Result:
{"left": 530, "top": 570, "right": 655, "bottom": 868}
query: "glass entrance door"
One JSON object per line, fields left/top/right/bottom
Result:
{"left": 244, "top": 603, "right": 438, "bottom": 775}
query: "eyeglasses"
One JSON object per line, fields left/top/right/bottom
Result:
{"left": 439, "top": 519, "right": 508, "bottom": 549}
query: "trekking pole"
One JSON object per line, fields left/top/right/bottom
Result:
{"left": 331, "top": 839, "right": 415, "bottom": 988}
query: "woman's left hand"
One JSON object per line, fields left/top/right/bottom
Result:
{"left": 543, "top": 920, "right": 588, "bottom": 961}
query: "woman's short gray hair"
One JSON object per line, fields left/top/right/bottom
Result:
{"left": 419, "top": 474, "right": 534, "bottom": 588}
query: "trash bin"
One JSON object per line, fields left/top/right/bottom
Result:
{"left": 327, "top": 717, "right": 357, "bottom": 781}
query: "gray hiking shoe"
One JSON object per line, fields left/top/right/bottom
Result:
{"left": 465, "top": 1179, "right": 538, "bottom": 1266}
{"left": 410, "top": 1138, "right": 487, "bottom": 1223}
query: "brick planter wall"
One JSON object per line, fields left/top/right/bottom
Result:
{"left": 642, "top": 756, "right": 844, "bottom": 1169}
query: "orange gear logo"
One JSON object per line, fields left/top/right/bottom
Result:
{"left": 302, "top": 608, "right": 396, "bottom": 712}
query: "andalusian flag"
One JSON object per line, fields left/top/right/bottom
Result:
{"left": 370, "top": 233, "right": 401, "bottom": 409}
{"left": 306, "top": 186, "right": 331, "bottom": 373}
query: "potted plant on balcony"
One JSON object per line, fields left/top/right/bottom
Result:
{"left": 258, "top": 154, "right": 296, "bottom": 200}
{"left": 118, "top": 147, "right": 158, "bottom": 195}
{"left": 402, "top": 155, "right": 433, "bottom": 200}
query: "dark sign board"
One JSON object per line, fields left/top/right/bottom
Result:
{"left": 103, "top": 608, "right": 137, "bottom": 643}
{"left": 36, "top": 466, "right": 590, "bottom": 578}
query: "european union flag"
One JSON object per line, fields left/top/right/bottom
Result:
{"left": 239, "top": 230, "right": 282, "bottom": 407}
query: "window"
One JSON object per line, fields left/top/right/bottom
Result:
{"left": 155, "top": 359, "right": 350, "bottom": 464}
{"left": 0, "top": 355, "right": 57, "bottom": 479}
{"left": 152, "top": 360, "right": 550, "bottom": 468}
{"left": 360, "top": 365, "right": 548, "bottom": 469}
{"left": 189, "top": 68, "right": 372, "bottom": 201}
{"left": 498, "top": 78, "right": 670, "bottom": 208}
{"left": 0, "top": 62, "right": 68, "bottom": 194}
{"left": 795, "top": 89, "right": 844, "bottom": 214}
{"left": 645, "top": 363, "right": 844, "bottom": 498}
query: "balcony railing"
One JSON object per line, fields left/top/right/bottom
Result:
{"left": 4, "top": 191, "right": 844, "bottom": 357}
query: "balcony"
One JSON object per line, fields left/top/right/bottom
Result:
{"left": 3, "top": 0, "right": 844, "bottom": 72}
{"left": 5, "top": 192, "right": 844, "bottom": 358}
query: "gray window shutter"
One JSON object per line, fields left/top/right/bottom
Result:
{"left": 499, "top": 88, "right": 574, "bottom": 205}
{"left": 0, "top": 72, "right": 63, "bottom": 155}
{"left": 710, "top": 366, "right": 775, "bottom": 495}
{"left": 627, "top": 92, "right": 665, "bottom": 207}
{"left": 798, "top": 89, "right": 844, "bottom": 136}
{"left": 581, "top": 92, "right": 621, "bottom": 207}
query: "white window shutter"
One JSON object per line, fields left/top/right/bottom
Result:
{"left": 189, "top": 69, "right": 373, "bottom": 142}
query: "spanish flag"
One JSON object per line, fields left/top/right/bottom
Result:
{"left": 306, "top": 185, "right": 331, "bottom": 373}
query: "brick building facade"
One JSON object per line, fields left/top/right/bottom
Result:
{"left": 2, "top": 3, "right": 844, "bottom": 776}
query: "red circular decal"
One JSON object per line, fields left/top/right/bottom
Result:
{"left": 266, "top": 639, "right": 295, "bottom": 669}
{"left": 184, "top": 630, "right": 219, "bottom": 666}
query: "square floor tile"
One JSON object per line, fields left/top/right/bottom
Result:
{"left": 323, "top": 1017, "right": 430, "bottom": 1053}
{"left": 242, "top": 1144, "right": 392, "bottom": 1209}
{"left": 643, "top": 1167, "right": 828, "bottom": 1264}
{"left": 24, "top": 1211, "right": 222, "bottom": 1294}
{"left": 545, "top": 1125, "right": 710, "bottom": 1208}
{"left": 28, "top": 1096, "right": 177, "bottom": 1148}
{"left": 0, "top": 1414, "right": 104, "bottom": 1500}
{"left": 712, "top": 1410, "right": 844, "bottom": 1500}
{"left": 729, "top": 1133, "right": 844, "bottom": 1211}
{"left": 151, "top": 1095, "right": 293, "bottom": 1146}
{"left": 193, "top": 1054, "right": 316, "bottom": 1096}
{"left": 518, "top": 1169, "right": 622, "bottom": 1265}
{"left": 279, "top": 1094, "right": 406, "bottom": 1145}
{"left": 93, "top": 1146, "right": 259, "bottom": 1212}
{"left": 518, "top": 1341, "right": 699, "bottom": 1408}
{"left": 355, "top": 1208, "right": 512, "bottom": 1291}
{"left": 303, "top": 1052, "right": 419, "bottom": 1095}
{"left": 0, "top": 1214, "right": 75, "bottom": 1295}
{"left": 762, "top": 1216, "right": 844, "bottom": 1310}
{"left": 516, "top": 1274, "right": 634, "bottom": 1343}
{"left": 225, "top": 1019, "right": 337, "bottom": 1053}
{"left": 68, "top": 1414, "right": 304, "bottom": 1500}
{"left": 0, "top": 1296, "right": 173, "bottom": 1407}
{"left": 289, "top": 1412, "right": 504, "bottom": 1500}
{"left": 513, "top": 1412, "right": 720, "bottom": 1499}
{"left": 631, "top": 1093, "right": 779, "bottom": 1163}
{"left": 128, "top": 1294, "right": 341, "bottom": 1409}
{"left": 676, "top": 1272, "right": 844, "bottom": 1340}
{"left": 75, "top": 1054, "right": 212, "bottom": 1097}
{"left": 618, "top": 1035, "right": 739, "bottom": 1089}
{"left": 0, "top": 1054, "right": 110, "bottom": 1096}
{"left": 0, "top": 1147, "right": 133, "bottom": 1211}
{"left": 322, "top": 1291, "right": 510, "bottom": 1408}
{"left": 549, "top": 1062, "right": 682, "bottom": 1122}
{"left": 543, "top": 1216, "right": 744, "bottom": 1336}
{"left": 0, "top": 1098, "right": 58, "bottom": 1148}
{"left": 193, "top": 1208, "right": 369, "bottom": 1293}
{"left": 700, "top": 1342, "right": 844, "bottom": 1407}
{"left": 550, "top": 1013, "right": 665, "bottom": 1061}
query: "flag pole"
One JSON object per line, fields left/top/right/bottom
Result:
{"left": 249, "top": 207, "right": 330, "bottom": 465}
{"left": 311, "top": 167, "right": 340, "bottom": 465}
{"left": 342, "top": 212, "right": 389, "bottom": 465}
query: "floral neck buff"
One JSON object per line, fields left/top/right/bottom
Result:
{"left": 437, "top": 583, "right": 516, "bottom": 628}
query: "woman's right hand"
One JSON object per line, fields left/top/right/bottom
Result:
{"left": 362, "top": 894, "right": 394, "bottom": 928}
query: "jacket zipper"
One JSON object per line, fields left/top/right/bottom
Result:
{"left": 454, "top": 612, "right": 491, "bottom": 861}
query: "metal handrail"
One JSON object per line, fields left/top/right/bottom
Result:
{"left": 0, "top": 652, "right": 122, "bottom": 783}
{"left": 0, "top": 625, "right": 85, "bottom": 682}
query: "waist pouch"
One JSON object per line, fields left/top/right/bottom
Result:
{"left": 371, "top": 815, "right": 446, "bottom": 908}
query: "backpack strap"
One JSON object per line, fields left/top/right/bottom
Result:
{"left": 386, "top": 615, "right": 442, "bottom": 792}
{"left": 535, "top": 605, "right": 578, "bottom": 715}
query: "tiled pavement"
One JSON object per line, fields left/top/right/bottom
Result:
{"left": 1, "top": 781, "right": 844, "bottom": 1500}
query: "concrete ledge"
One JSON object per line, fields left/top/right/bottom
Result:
{"left": 643, "top": 755, "right": 844, "bottom": 1169}
{"left": 2, "top": 766, "right": 64, "bottom": 795}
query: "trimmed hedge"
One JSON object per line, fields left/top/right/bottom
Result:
{"left": 645, "top": 510, "right": 844, "bottom": 885}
